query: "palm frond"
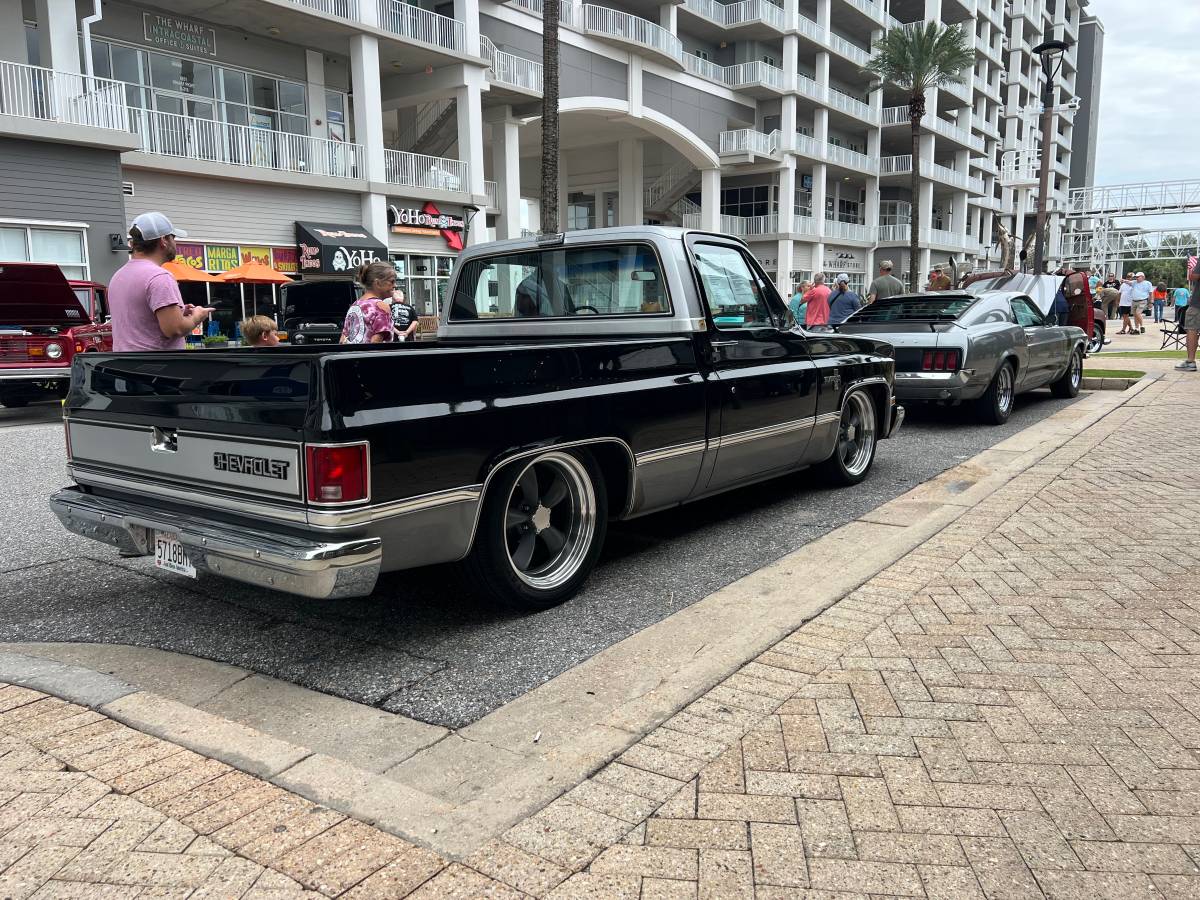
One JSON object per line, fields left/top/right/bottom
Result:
{"left": 862, "top": 21, "right": 974, "bottom": 95}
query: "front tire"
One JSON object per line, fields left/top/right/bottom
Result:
{"left": 975, "top": 361, "right": 1016, "bottom": 425}
{"left": 816, "top": 390, "right": 878, "bottom": 486}
{"left": 1087, "top": 324, "right": 1104, "bottom": 355}
{"left": 1051, "top": 347, "right": 1083, "bottom": 398}
{"left": 464, "top": 449, "right": 608, "bottom": 610}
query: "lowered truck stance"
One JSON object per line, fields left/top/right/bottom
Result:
{"left": 51, "top": 228, "right": 903, "bottom": 609}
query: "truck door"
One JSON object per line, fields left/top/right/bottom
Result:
{"left": 687, "top": 237, "right": 819, "bottom": 492}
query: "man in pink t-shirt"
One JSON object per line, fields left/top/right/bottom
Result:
{"left": 803, "top": 273, "right": 832, "bottom": 328}
{"left": 109, "top": 212, "right": 213, "bottom": 351}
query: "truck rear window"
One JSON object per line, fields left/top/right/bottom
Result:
{"left": 449, "top": 243, "right": 669, "bottom": 320}
{"left": 850, "top": 296, "right": 975, "bottom": 322}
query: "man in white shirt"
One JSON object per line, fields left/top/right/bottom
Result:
{"left": 1130, "top": 271, "right": 1153, "bottom": 334}
{"left": 1117, "top": 274, "right": 1135, "bottom": 334}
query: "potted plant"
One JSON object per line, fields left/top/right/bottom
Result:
{"left": 202, "top": 334, "right": 229, "bottom": 349}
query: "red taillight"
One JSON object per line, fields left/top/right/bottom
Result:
{"left": 922, "top": 350, "right": 960, "bottom": 371}
{"left": 305, "top": 443, "right": 369, "bottom": 504}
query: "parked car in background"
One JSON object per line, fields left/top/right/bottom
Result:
{"left": 0, "top": 263, "right": 111, "bottom": 408}
{"left": 51, "top": 227, "right": 903, "bottom": 610}
{"left": 278, "top": 279, "right": 357, "bottom": 344}
{"left": 964, "top": 271, "right": 1103, "bottom": 355}
{"left": 838, "top": 289, "right": 1087, "bottom": 424}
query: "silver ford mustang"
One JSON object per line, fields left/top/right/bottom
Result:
{"left": 837, "top": 290, "right": 1087, "bottom": 424}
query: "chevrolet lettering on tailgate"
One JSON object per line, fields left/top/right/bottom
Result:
{"left": 212, "top": 451, "right": 290, "bottom": 480}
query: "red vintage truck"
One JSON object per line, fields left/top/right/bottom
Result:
{"left": 0, "top": 263, "right": 112, "bottom": 408}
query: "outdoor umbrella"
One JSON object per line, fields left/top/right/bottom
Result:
{"left": 161, "top": 260, "right": 220, "bottom": 283}
{"left": 217, "top": 261, "right": 294, "bottom": 322}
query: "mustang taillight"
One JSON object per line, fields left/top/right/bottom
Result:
{"left": 305, "top": 443, "right": 369, "bottom": 504}
{"left": 922, "top": 350, "right": 960, "bottom": 371}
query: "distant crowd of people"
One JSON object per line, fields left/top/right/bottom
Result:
{"left": 788, "top": 259, "right": 908, "bottom": 330}
{"left": 1089, "top": 270, "right": 1192, "bottom": 336}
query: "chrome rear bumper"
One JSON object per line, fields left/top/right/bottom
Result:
{"left": 0, "top": 367, "right": 70, "bottom": 381}
{"left": 50, "top": 487, "right": 381, "bottom": 599}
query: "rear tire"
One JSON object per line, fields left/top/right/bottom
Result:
{"left": 975, "top": 362, "right": 1015, "bottom": 425}
{"left": 464, "top": 449, "right": 608, "bottom": 611}
{"left": 1051, "top": 348, "right": 1083, "bottom": 398}
{"left": 815, "top": 390, "right": 878, "bottom": 486}
{"left": 1087, "top": 324, "right": 1104, "bottom": 355}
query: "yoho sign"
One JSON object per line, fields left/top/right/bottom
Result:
{"left": 295, "top": 222, "right": 388, "bottom": 276}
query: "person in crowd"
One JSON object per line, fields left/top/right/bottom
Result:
{"left": 1086, "top": 268, "right": 1101, "bottom": 296}
{"left": 1097, "top": 283, "right": 1121, "bottom": 326}
{"left": 928, "top": 265, "right": 953, "bottom": 291}
{"left": 1152, "top": 281, "right": 1169, "bottom": 324}
{"left": 1103, "top": 272, "right": 1121, "bottom": 291}
{"left": 341, "top": 261, "right": 396, "bottom": 344}
{"left": 867, "top": 260, "right": 904, "bottom": 304}
{"left": 803, "top": 274, "right": 832, "bottom": 329}
{"left": 789, "top": 281, "right": 811, "bottom": 324}
{"left": 1174, "top": 283, "right": 1192, "bottom": 322}
{"left": 1175, "top": 264, "right": 1200, "bottom": 372}
{"left": 240, "top": 315, "right": 279, "bottom": 347}
{"left": 390, "top": 287, "right": 419, "bottom": 341}
{"left": 1117, "top": 273, "right": 1135, "bottom": 334}
{"left": 108, "top": 212, "right": 213, "bottom": 351}
{"left": 828, "top": 274, "right": 863, "bottom": 325}
{"left": 1130, "top": 271, "right": 1152, "bottom": 334}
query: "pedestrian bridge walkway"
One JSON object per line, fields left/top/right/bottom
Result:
{"left": 1069, "top": 178, "right": 1200, "bottom": 218}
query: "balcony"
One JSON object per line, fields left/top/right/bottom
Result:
{"left": 940, "top": 77, "right": 972, "bottom": 107}
{"left": 824, "top": 142, "right": 877, "bottom": 175}
{"left": 720, "top": 213, "right": 780, "bottom": 236}
{"left": 826, "top": 87, "right": 878, "bottom": 125}
{"left": 723, "top": 60, "right": 786, "bottom": 95}
{"left": 680, "top": 0, "right": 786, "bottom": 35}
{"left": 837, "top": 0, "right": 890, "bottom": 27}
{"left": 384, "top": 147, "right": 469, "bottom": 192}
{"left": 580, "top": 5, "right": 684, "bottom": 67}
{"left": 480, "top": 36, "right": 542, "bottom": 94}
{"left": 876, "top": 223, "right": 908, "bottom": 244}
{"left": 375, "top": 0, "right": 466, "bottom": 53}
{"left": 794, "top": 15, "right": 871, "bottom": 66}
{"left": 130, "top": 108, "right": 363, "bottom": 180}
{"left": 882, "top": 105, "right": 984, "bottom": 152}
{"left": 719, "top": 128, "right": 780, "bottom": 159}
{"left": 484, "top": 180, "right": 498, "bottom": 208}
{"left": 824, "top": 219, "right": 873, "bottom": 242}
{"left": 789, "top": 214, "right": 820, "bottom": 237}
{"left": 879, "top": 154, "right": 974, "bottom": 191}
{"left": 0, "top": 61, "right": 136, "bottom": 148}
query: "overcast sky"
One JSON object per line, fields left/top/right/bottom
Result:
{"left": 1089, "top": 0, "right": 1199, "bottom": 231}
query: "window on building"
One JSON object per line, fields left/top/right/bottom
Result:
{"left": 0, "top": 225, "right": 88, "bottom": 280}
{"left": 794, "top": 189, "right": 812, "bottom": 218}
{"left": 879, "top": 200, "right": 912, "bottom": 226}
{"left": 693, "top": 49, "right": 711, "bottom": 61}
{"left": 390, "top": 253, "right": 454, "bottom": 317}
{"left": 721, "top": 186, "right": 770, "bottom": 219}
{"left": 825, "top": 197, "right": 862, "bottom": 224}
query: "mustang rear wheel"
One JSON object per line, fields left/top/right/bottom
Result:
{"left": 816, "top": 390, "right": 878, "bottom": 486}
{"left": 465, "top": 449, "right": 608, "bottom": 610}
{"left": 1051, "top": 348, "right": 1083, "bottom": 398}
{"left": 975, "top": 362, "right": 1015, "bottom": 425}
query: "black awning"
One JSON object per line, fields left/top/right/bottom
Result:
{"left": 296, "top": 222, "right": 387, "bottom": 276}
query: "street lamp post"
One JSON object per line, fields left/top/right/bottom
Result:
{"left": 1032, "top": 39, "right": 1070, "bottom": 277}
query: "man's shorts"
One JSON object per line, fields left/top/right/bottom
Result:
{"left": 1119, "top": 305, "right": 1132, "bottom": 316}
{"left": 1185, "top": 307, "right": 1200, "bottom": 332}
{"left": 1132, "top": 300, "right": 1147, "bottom": 314}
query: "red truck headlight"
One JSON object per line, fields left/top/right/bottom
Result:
{"left": 305, "top": 442, "right": 369, "bottom": 504}
{"left": 45, "top": 342, "right": 63, "bottom": 360}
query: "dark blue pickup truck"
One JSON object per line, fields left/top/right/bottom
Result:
{"left": 51, "top": 227, "right": 903, "bottom": 609}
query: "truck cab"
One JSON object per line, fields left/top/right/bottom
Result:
{"left": 0, "top": 263, "right": 112, "bottom": 407}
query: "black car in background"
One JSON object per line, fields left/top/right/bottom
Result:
{"left": 279, "top": 280, "right": 357, "bottom": 344}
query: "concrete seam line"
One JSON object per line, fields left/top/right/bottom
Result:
{"left": 0, "top": 651, "right": 137, "bottom": 708}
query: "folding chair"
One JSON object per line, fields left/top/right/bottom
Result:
{"left": 1161, "top": 315, "right": 1187, "bottom": 351}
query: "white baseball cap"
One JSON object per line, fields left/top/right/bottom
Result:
{"left": 130, "top": 211, "right": 187, "bottom": 240}
{"left": 1136, "top": 271, "right": 1145, "bottom": 277}
{"left": 835, "top": 273, "right": 850, "bottom": 283}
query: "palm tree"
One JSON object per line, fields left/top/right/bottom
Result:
{"left": 864, "top": 22, "right": 974, "bottom": 291}
{"left": 540, "top": 0, "right": 560, "bottom": 234}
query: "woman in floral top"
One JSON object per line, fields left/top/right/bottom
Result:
{"left": 341, "top": 261, "right": 396, "bottom": 344}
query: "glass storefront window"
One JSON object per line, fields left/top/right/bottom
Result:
{"left": 279, "top": 81, "right": 307, "bottom": 115}
{"left": 0, "top": 228, "right": 27, "bottom": 261}
{"left": 222, "top": 70, "right": 248, "bottom": 105}
{"left": 249, "top": 75, "right": 278, "bottom": 110}
{"left": 0, "top": 225, "right": 88, "bottom": 280}
{"left": 436, "top": 257, "right": 453, "bottom": 277}
{"left": 390, "top": 253, "right": 454, "bottom": 317}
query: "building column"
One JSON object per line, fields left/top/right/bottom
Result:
{"left": 811, "top": 162, "right": 827, "bottom": 246}
{"left": 617, "top": 138, "right": 644, "bottom": 226}
{"left": 558, "top": 153, "right": 569, "bottom": 232}
{"left": 777, "top": 160, "right": 796, "bottom": 296}
{"left": 700, "top": 168, "right": 721, "bottom": 231}
{"left": 658, "top": 4, "right": 676, "bottom": 31}
{"left": 305, "top": 51, "right": 327, "bottom": 141}
{"left": 491, "top": 110, "right": 522, "bottom": 240}
{"left": 350, "top": 34, "right": 388, "bottom": 244}
{"left": 35, "top": 0, "right": 80, "bottom": 73}
{"left": 865, "top": 129, "right": 881, "bottom": 276}
{"left": 456, "top": 70, "right": 487, "bottom": 244}
{"left": 454, "top": 0, "right": 480, "bottom": 53}
{"left": 0, "top": 2, "right": 27, "bottom": 66}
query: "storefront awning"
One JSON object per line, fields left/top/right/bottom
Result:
{"left": 295, "top": 222, "right": 387, "bottom": 276}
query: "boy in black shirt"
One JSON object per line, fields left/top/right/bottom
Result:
{"left": 390, "top": 288, "right": 419, "bottom": 341}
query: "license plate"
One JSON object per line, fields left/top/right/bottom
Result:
{"left": 154, "top": 531, "right": 196, "bottom": 578}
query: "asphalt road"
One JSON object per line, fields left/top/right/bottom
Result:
{"left": 0, "top": 392, "right": 1080, "bottom": 728}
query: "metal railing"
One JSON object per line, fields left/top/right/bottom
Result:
{"left": 724, "top": 60, "right": 785, "bottom": 91}
{"left": 1068, "top": 179, "right": 1200, "bottom": 218}
{"left": 824, "top": 219, "right": 873, "bottom": 241}
{"left": 719, "top": 128, "right": 779, "bottom": 156}
{"left": 484, "top": 180, "right": 498, "bottom": 207}
{"left": 384, "top": 147, "right": 468, "bottom": 191}
{"left": 825, "top": 142, "right": 877, "bottom": 174}
{"left": 132, "top": 108, "right": 361, "bottom": 177}
{"left": 375, "top": 0, "right": 465, "bottom": 52}
{"left": 880, "top": 154, "right": 913, "bottom": 175}
{"left": 876, "top": 223, "right": 909, "bottom": 243}
{"left": 827, "top": 33, "right": 870, "bottom": 65}
{"left": 925, "top": 227, "right": 963, "bottom": 247}
{"left": 682, "top": 53, "right": 727, "bottom": 84}
{"left": 581, "top": 5, "right": 683, "bottom": 63}
{"left": 794, "top": 73, "right": 824, "bottom": 103}
{"left": 722, "top": 0, "right": 786, "bottom": 28}
{"left": 791, "top": 214, "right": 819, "bottom": 236}
{"left": 286, "top": 0, "right": 360, "bottom": 17}
{"left": 0, "top": 61, "right": 129, "bottom": 132}
{"left": 793, "top": 132, "right": 822, "bottom": 159}
{"left": 719, "top": 213, "right": 780, "bottom": 236}
{"left": 644, "top": 160, "right": 696, "bottom": 210}
{"left": 480, "top": 35, "right": 543, "bottom": 92}
{"left": 826, "top": 86, "right": 876, "bottom": 123}
{"left": 840, "top": 0, "right": 889, "bottom": 25}
{"left": 882, "top": 105, "right": 983, "bottom": 151}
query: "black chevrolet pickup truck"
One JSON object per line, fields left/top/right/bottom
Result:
{"left": 51, "top": 227, "right": 903, "bottom": 609}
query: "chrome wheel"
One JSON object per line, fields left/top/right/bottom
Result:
{"left": 1069, "top": 351, "right": 1082, "bottom": 389}
{"left": 996, "top": 365, "right": 1015, "bottom": 415}
{"left": 503, "top": 452, "right": 597, "bottom": 591}
{"left": 837, "top": 392, "right": 876, "bottom": 478}
{"left": 1087, "top": 326, "right": 1103, "bottom": 355}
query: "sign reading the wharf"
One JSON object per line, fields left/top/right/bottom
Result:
{"left": 389, "top": 203, "right": 466, "bottom": 251}
{"left": 822, "top": 247, "right": 866, "bottom": 273}
{"left": 295, "top": 222, "right": 387, "bottom": 275}
{"left": 204, "top": 244, "right": 240, "bottom": 273}
{"left": 143, "top": 13, "right": 217, "bottom": 57}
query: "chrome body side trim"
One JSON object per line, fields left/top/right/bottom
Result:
{"left": 306, "top": 485, "right": 483, "bottom": 528}
{"left": 711, "top": 416, "right": 815, "bottom": 450}
{"left": 50, "top": 486, "right": 381, "bottom": 600}
{"left": 634, "top": 440, "right": 708, "bottom": 466}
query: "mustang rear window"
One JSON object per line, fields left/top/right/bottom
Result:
{"left": 850, "top": 297, "right": 975, "bottom": 321}
{"left": 449, "top": 243, "right": 669, "bottom": 320}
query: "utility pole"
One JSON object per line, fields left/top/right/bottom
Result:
{"left": 1032, "top": 39, "right": 1069, "bottom": 277}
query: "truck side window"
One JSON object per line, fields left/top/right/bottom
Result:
{"left": 692, "top": 244, "right": 775, "bottom": 330}
{"left": 450, "top": 243, "right": 668, "bottom": 320}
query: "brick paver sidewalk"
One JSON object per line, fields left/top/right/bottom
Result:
{"left": 5, "top": 373, "right": 1199, "bottom": 899}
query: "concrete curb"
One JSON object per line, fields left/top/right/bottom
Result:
{"left": 1, "top": 376, "right": 1159, "bottom": 858}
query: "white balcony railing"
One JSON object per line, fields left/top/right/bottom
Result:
{"left": 484, "top": 180, "right": 497, "bottom": 207}
{"left": 826, "top": 87, "right": 876, "bottom": 123}
{"left": 582, "top": 5, "right": 683, "bottom": 63}
{"left": 824, "top": 219, "right": 873, "bottom": 241}
{"left": 132, "top": 108, "right": 362, "bottom": 178}
{"left": 876, "top": 223, "right": 909, "bottom": 243}
{"left": 795, "top": 73, "right": 824, "bottom": 103}
{"left": 880, "top": 154, "right": 913, "bottom": 176}
{"left": 720, "top": 213, "right": 780, "bottom": 236}
{"left": 384, "top": 147, "right": 468, "bottom": 192}
{"left": 480, "top": 35, "right": 543, "bottom": 92}
{"left": 793, "top": 132, "right": 822, "bottom": 159}
{"left": 682, "top": 0, "right": 785, "bottom": 29}
{"left": 719, "top": 128, "right": 779, "bottom": 156}
{"left": 882, "top": 105, "right": 984, "bottom": 152}
{"left": 841, "top": 0, "right": 889, "bottom": 25}
{"left": 724, "top": 60, "right": 785, "bottom": 91}
{"left": 0, "top": 61, "right": 129, "bottom": 132}
{"left": 825, "top": 142, "right": 877, "bottom": 174}
{"left": 287, "top": 0, "right": 361, "bottom": 17}
{"left": 683, "top": 53, "right": 728, "bottom": 84}
{"left": 791, "top": 214, "right": 819, "bottom": 236}
{"left": 376, "top": 0, "right": 465, "bottom": 53}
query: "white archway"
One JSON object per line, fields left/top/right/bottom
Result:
{"left": 554, "top": 96, "right": 720, "bottom": 170}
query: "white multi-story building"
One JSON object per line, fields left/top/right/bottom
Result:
{"left": 2, "top": 0, "right": 1099, "bottom": 328}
